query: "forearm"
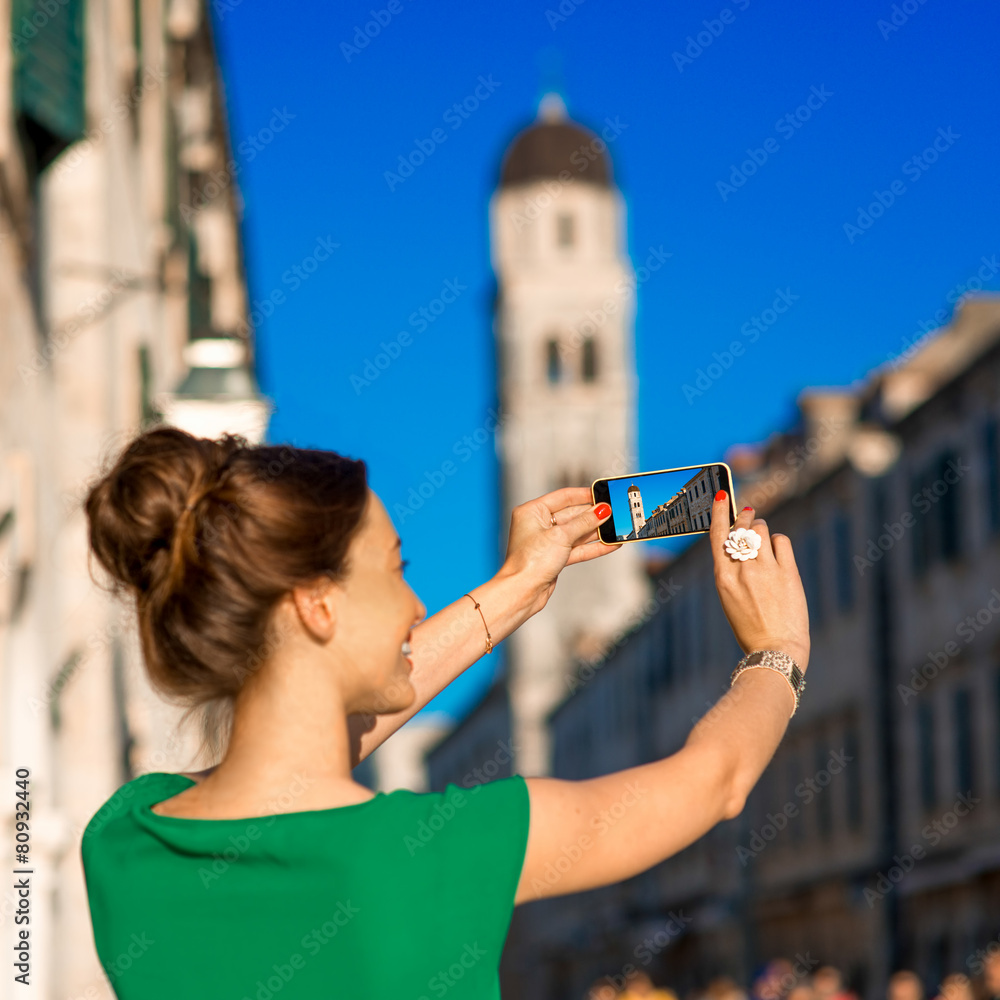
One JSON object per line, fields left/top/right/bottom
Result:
{"left": 684, "top": 665, "right": 794, "bottom": 818}
{"left": 520, "top": 666, "right": 794, "bottom": 901}
{"left": 348, "top": 563, "right": 546, "bottom": 766}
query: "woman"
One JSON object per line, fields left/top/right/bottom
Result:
{"left": 80, "top": 426, "right": 809, "bottom": 999}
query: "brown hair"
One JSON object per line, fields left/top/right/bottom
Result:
{"left": 84, "top": 425, "right": 368, "bottom": 763}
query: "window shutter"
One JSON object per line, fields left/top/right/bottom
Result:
{"left": 11, "top": 0, "right": 87, "bottom": 170}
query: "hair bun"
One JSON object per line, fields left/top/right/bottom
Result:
{"left": 85, "top": 426, "right": 246, "bottom": 595}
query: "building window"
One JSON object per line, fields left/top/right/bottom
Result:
{"left": 12, "top": 0, "right": 86, "bottom": 171}
{"left": 938, "top": 450, "right": 962, "bottom": 561}
{"left": 844, "top": 720, "right": 862, "bottom": 830}
{"left": 546, "top": 338, "right": 561, "bottom": 383}
{"left": 996, "top": 669, "right": 1000, "bottom": 795}
{"left": 654, "top": 610, "right": 674, "bottom": 690}
{"left": 582, "top": 336, "right": 597, "bottom": 381}
{"left": 556, "top": 213, "right": 574, "bottom": 247}
{"left": 833, "top": 513, "right": 854, "bottom": 612}
{"left": 918, "top": 700, "right": 936, "bottom": 811}
{"left": 984, "top": 417, "right": 1000, "bottom": 535}
{"left": 815, "top": 737, "right": 833, "bottom": 839}
{"left": 800, "top": 528, "right": 823, "bottom": 629}
{"left": 912, "top": 449, "right": 965, "bottom": 573}
{"left": 787, "top": 750, "right": 804, "bottom": 843}
{"left": 954, "top": 687, "right": 975, "bottom": 795}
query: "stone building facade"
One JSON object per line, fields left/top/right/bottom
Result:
{"left": 0, "top": 1, "right": 267, "bottom": 996}
{"left": 501, "top": 296, "right": 1000, "bottom": 1000}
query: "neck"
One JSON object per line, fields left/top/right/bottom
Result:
{"left": 203, "top": 651, "right": 363, "bottom": 810}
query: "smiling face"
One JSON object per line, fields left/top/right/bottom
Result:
{"left": 325, "top": 488, "right": 426, "bottom": 714}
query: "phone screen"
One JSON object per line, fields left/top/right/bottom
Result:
{"left": 591, "top": 463, "right": 735, "bottom": 545}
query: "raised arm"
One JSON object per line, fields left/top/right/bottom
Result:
{"left": 514, "top": 492, "right": 810, "bottom": 905}
{"left": 348, "top": 488, "right": 619, "bottom": 766}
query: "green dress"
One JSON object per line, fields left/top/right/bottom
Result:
{"left": 81, "top": 770, "right": 530, "bottom": 998}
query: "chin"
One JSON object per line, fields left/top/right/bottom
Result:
{"left": 367, "top": 674, "right": 416, "bottom": 715}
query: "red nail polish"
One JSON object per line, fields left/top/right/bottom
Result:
{"left": 742, "top": 505, "right": 753, "bottom": 511}
{"left": 594, "top": 503, "right": 611, "bottom": 519}
{"left": 714, "top": 490, "right": 726, "bottom": 501}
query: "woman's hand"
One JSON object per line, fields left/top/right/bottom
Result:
{"left": 501, "top": 486, "right": 617, "bottom": 615}
{"left": 709, "top": 491, "right": 810, "bottom": 671}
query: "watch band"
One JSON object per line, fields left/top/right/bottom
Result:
{"left": 730, "top": 649, "right": 805, "bottom": 717}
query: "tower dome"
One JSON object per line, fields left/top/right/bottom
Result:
{"left": 499, "top": 93, "right": 612, "bottom": 188}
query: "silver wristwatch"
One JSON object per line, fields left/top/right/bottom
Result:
{"left": 730, "top": 649, "right": 805, "bottom": 717}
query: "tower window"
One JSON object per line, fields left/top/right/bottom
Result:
{"left": 546, "top": 338, "right": 561, "bottom": 383}
{"left": 556, "top": 213, "right": 574, "bottom": 247}
{"left": 582, "top": 336, "right": 597, "bottom": 381}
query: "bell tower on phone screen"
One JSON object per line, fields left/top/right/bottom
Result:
{"left": 486, "top": 93, "right": 653, "bottom": 777}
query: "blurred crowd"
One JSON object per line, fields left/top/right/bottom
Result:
{"left": 585, "top": 950, "right": 1000, "bottom": 1000}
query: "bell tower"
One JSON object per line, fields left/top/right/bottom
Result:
{"left": 489, "top": 94, "right": 651, "bottom": 776}
{"left": 628, "top": 483, "right": 646, "bottom": 537}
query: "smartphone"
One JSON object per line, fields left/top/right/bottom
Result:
{"left": 591, "top": 462, "right": 736, "bottom": 545}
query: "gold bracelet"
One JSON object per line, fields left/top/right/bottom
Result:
{"left": 464, "top": 592, "right": 494, "bottom": 654}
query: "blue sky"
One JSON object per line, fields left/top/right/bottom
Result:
{"left": 211, "top": 0, "right": 999, "bottom": 722}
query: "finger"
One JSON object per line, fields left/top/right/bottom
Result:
{"left": 535, "top": 486, "right": 597, "bottom": 516}
{"left": 770, "top": 532, "right": 796, "bottom": 569}
{"left": 710, "top": 489, "right": 737, "bottom": 579}
{"left": 708, "top": 488, "right": 733, "bottom": 552}
{"left": 550, "top": 500, "right": 602, "bottom": 527}
{"left": 746, "top": 516, "right": 777, "bottom": 566}
{"left": 564, "top": 536, "right": 623, "bottom": 566}
{"left": 734, "top": 503, "right": 756, "bottom": 529}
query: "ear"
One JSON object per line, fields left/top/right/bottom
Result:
{"left": 289, "top": 574, "right": 340, "bottom": 642}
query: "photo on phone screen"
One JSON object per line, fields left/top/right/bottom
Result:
{"left": 591, "top": 463, "right": 735, "bottom": 545}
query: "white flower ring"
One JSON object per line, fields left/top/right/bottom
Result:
{"left": 724, "top": 527, "right": 762, "bottom": 561}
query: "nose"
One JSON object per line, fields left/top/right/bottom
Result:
{"left": 413, "top": 595, "right": 427, "bottom": 625}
